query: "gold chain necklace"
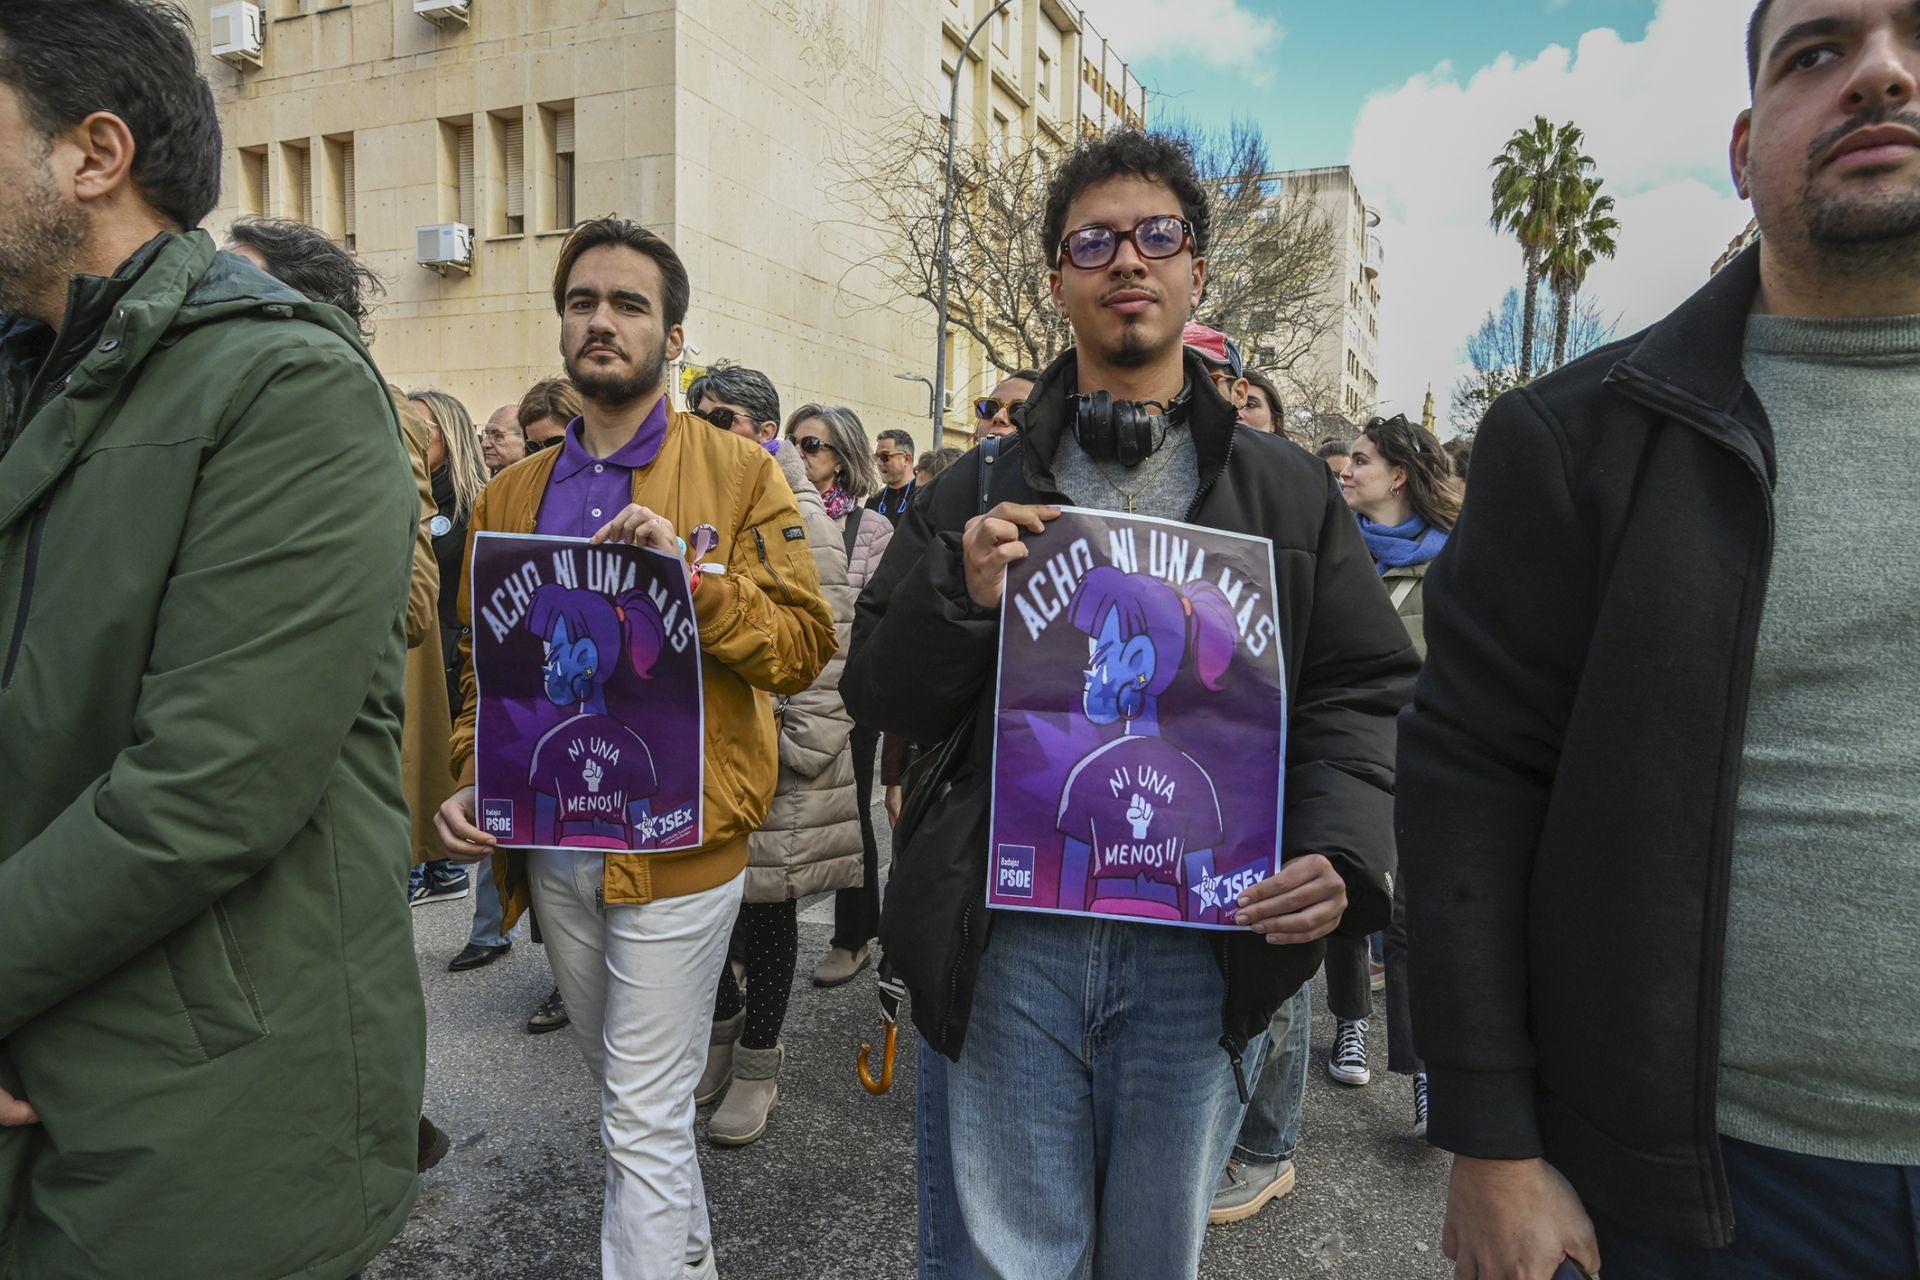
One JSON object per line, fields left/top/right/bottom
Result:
{"left": 1087, "top": 432, "right": 1190, "bottom": 514}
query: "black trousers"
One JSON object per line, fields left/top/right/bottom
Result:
{"left": 830, "top": 725, "right": 881, "bottom": 951}
{"left": 1324, "top": 874, "right": 1419, "bottom": 1074}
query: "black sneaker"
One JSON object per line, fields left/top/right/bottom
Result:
{"left": 1412, "top": 1072, "right": 1430, "bottom": 1139}
{"left": 1328, "top": 1018, "right": 1372, "bottom": 1086}
{"left": 526, "top": 988, "right": 569, "bottom": 1034}
{"left": 417, "top": 1115, "right": 451, "bottom": 1173}
{"left": 410, "top": 867, "right": 471, "bottom": 908}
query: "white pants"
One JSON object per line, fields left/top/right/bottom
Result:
{"left": 528, "top": 850, "right": 744, "bottom": 1280}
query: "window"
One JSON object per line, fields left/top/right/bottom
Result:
{"left": 554, "top": 107, "right": 576, "bottom": 230}
{"left": 438, "top": 117, "right": 475, "bottom": 228}
{"left": 323, "top": 134, "right": 355, "bottom": 248}
{"left": 1038, "top": 49, "right": 1052, "bottom": 100}
{"left": 991, "top": 111, "right": 1010, "bottom": 165}
{"left": 240, "top": 147, "right": 269, "bottom": 217}
{"left": 994, "top": 6, "right": 1010, "bottom": 51}
{"left": 283, "top": 141, "right": 312, "bottom": 225}
{"left": 488, "top": 111, "right": 525, "bottom": 236}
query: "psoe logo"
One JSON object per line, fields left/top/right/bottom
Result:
{"left": 995, "top": 845, "right": 1036, "bottom": 899}
{"left": 479, "top": 798, "right": 515, "bottom": 838}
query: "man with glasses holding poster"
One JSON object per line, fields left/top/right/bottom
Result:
{"left": 843, "top": 129, "right": 1417, "bottom": 1276}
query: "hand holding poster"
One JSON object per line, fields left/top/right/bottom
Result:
{"left": 471, "top": 532, "right": 704, "bottom": 854}
{"left": 987, "top": 509, "right": 1286, "bottom": 930}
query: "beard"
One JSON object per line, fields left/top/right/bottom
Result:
{"left": 0, "top": 144, "right": 88, "bottom": 322}
{"left": 1795, "top": 106, "right": 1920, "bottom": 257}
{"left": 566, "top": 331, "right": 669, "bottom": 407}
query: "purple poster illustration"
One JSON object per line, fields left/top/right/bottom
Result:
{"left": 987, "top": 509, "right": 1285, "bottom": 930}
{"left": 472, "top": 532, "right": 703, "bottom": 854}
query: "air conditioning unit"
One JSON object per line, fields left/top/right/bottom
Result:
{"left": 209, "top": 2, "right": 263, "bottom": 69}
{"left": 414, "top": 0, "right": 471, "bottom": 25}
{"left": 416, "top": 223, "right": 473, "bottom": 274}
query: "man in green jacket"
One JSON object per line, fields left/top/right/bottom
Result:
{"left": 0, "top": 3, "right": 426, "bottom": 1277}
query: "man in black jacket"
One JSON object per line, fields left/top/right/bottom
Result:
{"left": 842, "top": 129, "right": 1416, "bottom": 1277}
{"left": 1401, "top": 2, "right": 1920, "bottom": 1276}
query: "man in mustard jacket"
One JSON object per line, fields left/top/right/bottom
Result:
{"left": 436, "top": 218, "right": 834, "bottom": 1280}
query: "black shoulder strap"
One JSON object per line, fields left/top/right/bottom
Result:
{"left": 977, "top": 435, "right": 1003, "bottom": 516}
{"left": 841, "top": 503, "right": 862, "bottom": 564}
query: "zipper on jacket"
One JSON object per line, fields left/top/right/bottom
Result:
{"left": 1184, "top": 430, "right": 1236, "bottom": 523}
{"left": 752, "top": 527, "right": 794, "bottom": 605}
{"left": 3, "top": 502, "right": 49, "bottom": 690}
{"left": 1610, "top": 364, "right": 1775, "bottom": 1244}
{"left": 941, "top": 900, "right": 974, "bottom": 1049}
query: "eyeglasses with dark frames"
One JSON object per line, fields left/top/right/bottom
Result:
{"left": 700, "top": 405, "right": 757, "bottom": 431}
{"left": 1057, "top": 214, "right": 1195, "bottom": 271}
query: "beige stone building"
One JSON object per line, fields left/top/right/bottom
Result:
{"left": 187, "top": 0, "right": 1137, "bottom": 452}
{"left": 1259, "top": 165, "right": 1384, "bottom": 431}
{"left": 938, "top": 0, "right": 1145, "bottom": 441}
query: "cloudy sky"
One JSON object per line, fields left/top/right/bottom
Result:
{"left": 1083, "top": 0, "right": 1756, "bottom": 429}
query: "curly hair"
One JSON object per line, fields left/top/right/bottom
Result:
{"left": 227, "top": 217, "right": 384, "bottom": 341}
{"left": 1041, "top": 129, "right": 1211, "bottom": 270}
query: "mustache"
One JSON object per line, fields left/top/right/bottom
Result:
{"left": 1098, "top": 282, "right": 1161, "bottom": 305}
{"left": 578, "top": 336, "right": 627, "bottom": 359}
{"left": 1808, "top": 106, "right": 1920, "bottom": 169}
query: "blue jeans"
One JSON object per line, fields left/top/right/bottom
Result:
{"left": 917, "top": 1036, "right": 976, "bottom": 1280}
{"left": 1232, "top": 983, "right": 1310, "bottom": 1163}
{"left": 1592, "top": 1136, "right": 1919, "bottom": 1279}
{"left": 467, "top": 855, "right": 512, "bottom": 948}
{"left": 943, "top": 912, "right": 1264, "bottom": 1280}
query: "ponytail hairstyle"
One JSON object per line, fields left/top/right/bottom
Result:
{"left": 526, "top": 584, "right": 667, "bottom": 694}
{"left": 1068, "top": 566, "right": 1239, "bottom": 717}
{"left": 1361, "top": 414, "right": 1461, "bottom": 532}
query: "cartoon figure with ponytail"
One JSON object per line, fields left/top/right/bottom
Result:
{"left": 524, "top": 584, "right": 667, "bottom": 849}
{"left": 1056, "top": 566, "right": 1233, "bottom": 922}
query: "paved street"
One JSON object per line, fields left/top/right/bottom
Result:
{"left": 370, "top": 811, "right": 1451, "bottom": 1280}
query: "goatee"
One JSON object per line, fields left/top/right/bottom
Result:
{"left": 568, "top": 334, "right": 670, "bottom": 407}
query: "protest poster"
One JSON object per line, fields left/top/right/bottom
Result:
{"left": 987, "top": 508, "right": 1286, "bottom": 930}
{"left": 470, "top": 532, "right": 703, "bottom": 854}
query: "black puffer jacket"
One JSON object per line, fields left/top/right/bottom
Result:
{"left": 841, "top": 348, "right": 1419, "bottom": 1072}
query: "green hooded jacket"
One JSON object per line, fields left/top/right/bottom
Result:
{"left": 0, "top": 231, "right": 425, "bottom": 1279}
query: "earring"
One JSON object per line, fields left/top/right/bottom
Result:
{"left": 1135, "top": 674, "right": 1148, "bottom": 687}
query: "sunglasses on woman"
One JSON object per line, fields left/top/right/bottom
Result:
{"left": 789, "top": 435, "right": 838, "bottom": 456}
{"left": 1057, "top": 214, "right": 1195, "bottom": 271}
{"left": 974, "top": 396, "right": 1026, "bottom": 419}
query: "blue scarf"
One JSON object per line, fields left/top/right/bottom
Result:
{"left": 1356, "top": 512, "right": 1448, "bottom": 576}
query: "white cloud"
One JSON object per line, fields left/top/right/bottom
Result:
{"left": 1081, "top": 0, "right": 1283, "bottom": 80}
{"left": 1348, "top": 0, "right": 1756, "bottom": 432}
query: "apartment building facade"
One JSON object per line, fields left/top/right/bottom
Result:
{"left": 1266, "top": 165, "right": 1384, "bottom": 428}
{"left": 187, "top": 0, "right": 1140, "bottom": 451}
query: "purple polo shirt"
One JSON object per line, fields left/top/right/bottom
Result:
{"left": 533, "top": 398, "right": 671, "bottom": 537}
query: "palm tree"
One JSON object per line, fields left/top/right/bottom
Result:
{"left": 1546, "top": 178, "right": 1620, "bottom": 371}
{"left": 1488, "top": 117, "right": 1595, "bottom": 383}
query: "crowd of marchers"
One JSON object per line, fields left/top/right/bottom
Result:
{"left": 2, "top": 2, "right": 1917, "bottom": 1280}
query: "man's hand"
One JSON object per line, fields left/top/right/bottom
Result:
{"left": 591, "top": 504, "right": 679, "bottom": 552}
{"left": 1234, "top": 853, "right": 1347, "bottom": 943}
{"left": 433, "top": 786, "right": 498, "bottom": 864}
{"left": 1442, "top": 1156, "right": 1600, "bottom": 1280}
{"left": 961, "top": 503, "right": 1060, "bottom": 609}
{"left": 0, "top": 1084, "right": 37, "bottom": 1127}
{"left": 885, "top": 784, "right": 903, "bottom": 828}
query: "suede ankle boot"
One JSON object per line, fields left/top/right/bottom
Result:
{"left": 696, "top": 1011, "right": 745, "bottom": 1106}
{"left": 708, "top": 1044, "right": 782, "bottom": 1146}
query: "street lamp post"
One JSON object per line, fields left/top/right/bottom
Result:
{"left": 894, "top": 371, "right": 937, "bottom": 429}
{"left": 932, "top": 0, "right": 1016, "bottom": 447}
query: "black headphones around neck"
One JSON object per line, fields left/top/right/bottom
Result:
{"left": 1071, "top": 386, "right": 1190, "bottom": 467}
